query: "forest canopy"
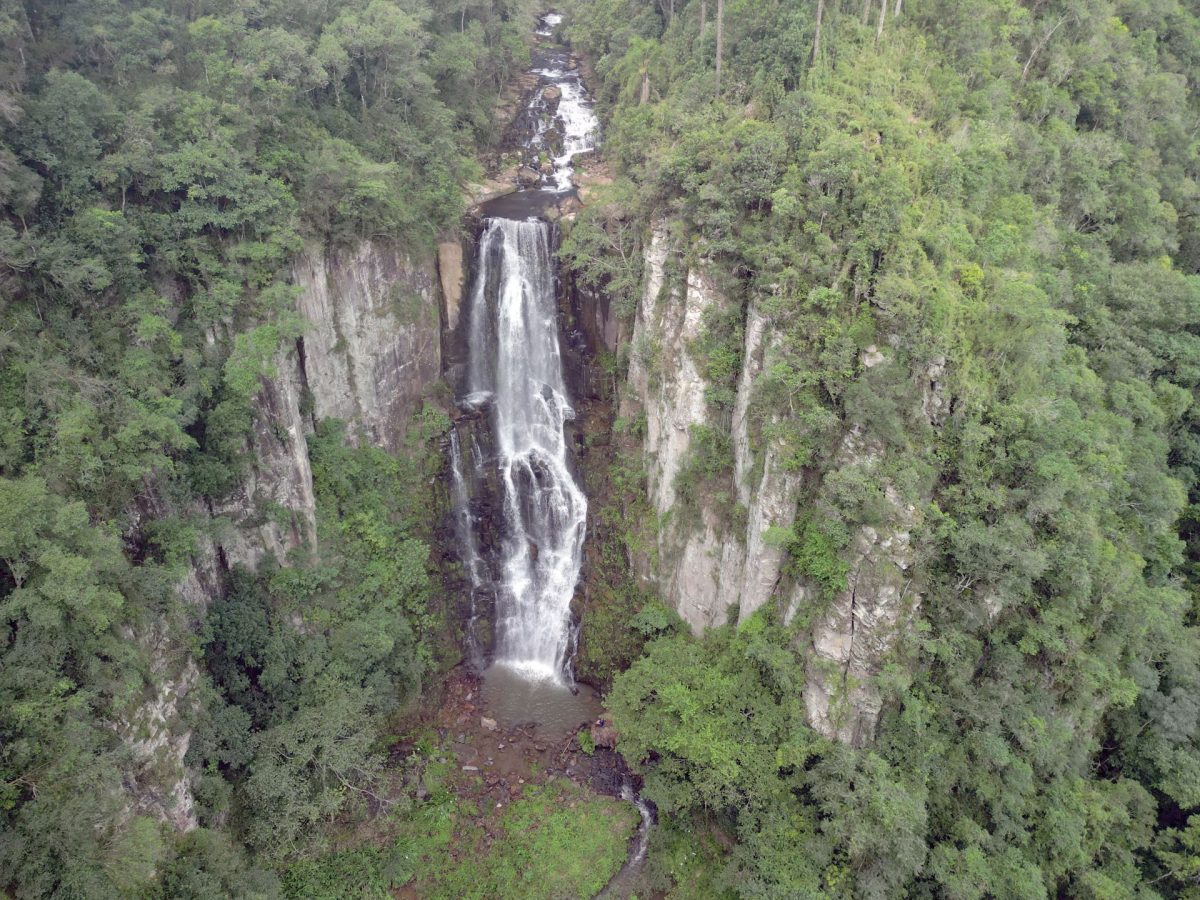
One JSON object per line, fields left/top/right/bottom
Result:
{"left": 3, "top": 0, "right": 1200, "bottom": 897}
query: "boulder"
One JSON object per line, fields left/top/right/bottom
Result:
{"left": 481, "top": 716, "right": 498, "bottom": 732}
{"left": 517, "top": 166, "right": 542, "bottom": 188}
{"left": 590, "top": 723, "right": 619, "bottom": 750}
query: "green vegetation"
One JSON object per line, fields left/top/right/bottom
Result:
{"left": 281, "top": 778, "right": 637, "bottom": 900}
{"left": 0, "top": 0, "right": 537, "bottom": 895}
{"left": 570, "top": 0, "right": 1200, "bottom": 896}
{"left": 575, "top": 425, "right": 678, "bottom": 686}
{"left": 6, "top": 0, "right": 1200, "bottom": 895}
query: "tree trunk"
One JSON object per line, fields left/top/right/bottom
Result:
{"left": 862, "top": 0, "right": 871, "bottom": 25}
{"left": 812, "top": 0, "right": 826, "bottom": 63}
{"left": 893, "top": 0, "right": 902, "bottom": 16}
{"left": 700, "top": 0, "right": 707, "bottom": 32}
{"left": 640, "top": 70, "right": 651, "bottom": 104}
{"left": 876, "top": 0, "right": 887, "bottom": 42}
{"left": 715, "top": 0, "right": 725, "bottom": 92}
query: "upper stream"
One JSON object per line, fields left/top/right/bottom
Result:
{"left": 450, "top": 11, "right": 600, "bottom": 735}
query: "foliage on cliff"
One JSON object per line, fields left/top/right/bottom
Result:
{"left": 571, "top": 0, "right": 1200, "bottom": 895}
{"left": 0, "top": 0, "right": 534, "bottom": 896}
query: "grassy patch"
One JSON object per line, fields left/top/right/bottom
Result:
{"left": 282, "top": 780, "right": 638, "bottom": 900}
{"left": 492, "top": 780, "right": 639, "bottom": 898}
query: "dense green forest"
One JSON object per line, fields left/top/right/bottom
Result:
{"left": 0, "top": 0, "right": 534, "bottom": 895}
{"left": 4, "top": 0, "right": 1200, "bottom": 897}
{"left": 565, "top": 0, "right": 1200, "bottom": 896}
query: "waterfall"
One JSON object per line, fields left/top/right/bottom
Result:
{"left": 464, "top": 218, "right": 587, "bottom": 682}
{"left": 449, "top": 11, "right": 599, "bottom": 700}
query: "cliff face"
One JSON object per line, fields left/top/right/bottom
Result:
{"left": 213, "top": 240, "right": 444, "bottom": 569}
{"left": 125, "top": 240, "right": 446, "bottom": 831}
{"left": 622, "top": 225, "right": 802, "bottom": 634}
{"left": 293, "top": 242, "right": 442, "bottom": 453}
{"left": 620, "top": 223, "right": 939, "bottom": 747}
{"left": 212, "top": 342, "right": 317, "bottom": 570}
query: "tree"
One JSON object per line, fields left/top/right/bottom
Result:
{"left": 813, "top": 0, "right": 826, "bottom": 63}
{"left": 715, "top": 0, "right": 724, "bottom": 93}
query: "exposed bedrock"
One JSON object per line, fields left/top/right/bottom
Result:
{"left": 621, "top": 223, "right": 944, "bottom": 745}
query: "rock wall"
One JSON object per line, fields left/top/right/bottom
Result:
{"left": 797, "top": 348, "right": 943, "bottom": 747}
{"left": 622, "top": 226, "right": 739, "bottom": 632}
{"left": 212, "top": 342, "right": 317, "bottom": 570}
{"left": 124, "top": 239, "right": 445, "bottom": 831}
{"left": 620, "top": 225, "right": 940, "bottom": 747}
{"left": 621, "top": 226, "right": 804, "bottom": 635}
{"left": 292, "top": 241, "right": 442, "bottom": 453}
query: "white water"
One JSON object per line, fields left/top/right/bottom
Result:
{"left": 466, "top": 218, "right": 587, "bottom": 682}
{"left": 531, "top": 63, "right": 599, "bottom": 192}
{"left": 536, "top": 12, "right": 563, "bottom": 36}
{"left": 527, "top": 12, "right": 599, "bottom": 193}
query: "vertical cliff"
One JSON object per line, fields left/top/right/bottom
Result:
{"left": 292, "top": 242, "right": 442, "bottom": 453}
{"left": 621, "top": 225, "right": 803, "bottom": 635}
{"left": 125, "top": 239, "right": 447, "bottom": 831}
{"left": 619, "top": 226, "right": 940, "bottom": 747}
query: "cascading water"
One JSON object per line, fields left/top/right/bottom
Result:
{"left": 466, "top": 217, "right": 587, "bottom": 681}
{"left": 450, "top": 11, "right": 600, "bottom": 715}
{"left": 444, "top": 14, "right": 653, "bottom": 890}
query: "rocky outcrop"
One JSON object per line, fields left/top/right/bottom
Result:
{"left": 213, "top": 343, "right": 317, "bottom": 570}
{"left": 622, "top": 227, "right": 738, "bottom": 632}
{"left": 625, "top": 226, "right": 712, "bottom": 519}
{"left": 439, "top": 240, "right": 467, "bottom": 333}
{"left": 122, "top": 239, "right": 446, "bottom": 832}
{"left": 799, "top": 426, "right": 921, "bottom": 747}
{"left": 728, "top": 304, "right": 804, "bottom": 624}
{"left": 620, "top": 225, "right": 944, "bottom": 747}
{"left": 116, "top": 620, "right": 202, "bottom": 833}
{"left": 797, "top": 347, "right": 942, "bottom": 747}
{"left": 621, "top": 227, "right": 806, "bottom": 634}
{"left": 292, "top": 241, "right": 442, "bottom": 453}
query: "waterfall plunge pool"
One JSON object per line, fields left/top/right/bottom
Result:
{"left": 480, "top": 661, "right": 601, "bottom": 742}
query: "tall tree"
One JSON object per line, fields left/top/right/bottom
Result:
{"left": 715, "top": 0, "right": 724, "bottom": 92}
{"left": 813, "top": 0, "right": 826, "bottom": 63}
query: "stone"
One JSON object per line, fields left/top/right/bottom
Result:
{"left": 542, "top": 85, "right": 562, "bottom": 103}
{"left": 861, "top": 344, "right": 886, "bottom": 367}
{"left": 481, "top": 716, "right": 498, "bottom": 732}
{"left": 438, "top": 240, "right": 465, "bottom": 332}
{"left": 542, "top": 127, "right": 563, "bottom": 155}
{"left": 590, "top": 724, "right": 619, "bottom": 750}
{"left": 517, "top": 166, "right": 542, "bottom": 187}
{"left": 291, "top": 241, "right": 441, "bottom": 454}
